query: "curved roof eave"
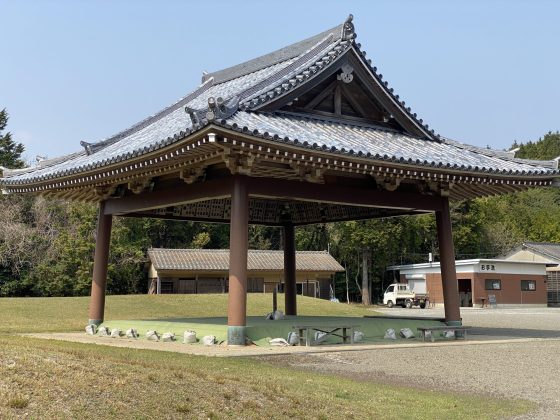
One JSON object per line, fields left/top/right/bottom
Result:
{"left": 1, "top": 15, "right": 559, "bottom": 189}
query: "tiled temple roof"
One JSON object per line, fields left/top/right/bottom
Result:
{"left": 2, "top": 15, "right": 558, "bottom": 187}
{"left": 148, "top": 249, "right": 345, "bottom": 273}
{"left": 215, "top": 112, "right": 555, "bottom": 175}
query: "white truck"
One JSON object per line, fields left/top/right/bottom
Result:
{"left": 383, "top": 283, "right": 429, "bottom": 309}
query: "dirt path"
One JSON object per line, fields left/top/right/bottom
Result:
{"left": 258, "top": 308, "right": 560, "bottom": 419}
{"left": 259, "top": 340, "right": 560, "bottom": 418}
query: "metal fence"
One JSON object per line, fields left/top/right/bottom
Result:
{"left": 547, "top": 270, "right": 560, "bottom": 307}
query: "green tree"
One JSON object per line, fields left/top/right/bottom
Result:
{"left": 0, "top": 109, "right": 25, "bottom": 169}
{"left": 514, "top": 131, "right": 560, "bottom": 160}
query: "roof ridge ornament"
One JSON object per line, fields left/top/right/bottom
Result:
{"left": 342, "top": 14, "right": 355, "bottom": 41}
{"left": 80, "top": 141, "right": 94, "bottom": 155}
{"left": 185, "top": 96, "right": 240, "bottom": 126}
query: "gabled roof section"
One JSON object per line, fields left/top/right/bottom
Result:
{"left": 522, "top": 242, "right": 560, "bottom": 262}
{"left": 234, "top": 15, "right": 436, "bottom": 140}
{"left": 148, "top": 248, "right": 345, "bottom": 272}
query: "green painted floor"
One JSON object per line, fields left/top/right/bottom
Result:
{"left": 101, "top": 316, "right": 445, "bottom": 346}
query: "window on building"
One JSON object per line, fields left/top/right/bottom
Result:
{"left": 178, "top": 278, "right": 196, "bottom": 294}
{"left": 247, "top": 278, "right": 264, "bottom": 293}
{"left": 276, "top": 283, "right": 303, "bottom": 295}
{"left": 485, "top": 279, "right": 501, "bottom": 290}
{"left": 521, "top": 280, "right": 536, "bottom": 291}
{"left": 197, "top": 278, "right": 223, "bottom": 294}
{"left": 160, "top": 281, "right": 174, "bottom": 294}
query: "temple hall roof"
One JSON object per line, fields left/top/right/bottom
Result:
{"left": 2, "top": 15, "right": 558, "bottom": 196}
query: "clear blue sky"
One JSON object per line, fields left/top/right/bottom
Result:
{"left": 2, "top": 1, "right": 559, "bottom": 163}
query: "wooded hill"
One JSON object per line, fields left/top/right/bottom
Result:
{"left": 1, "top": 110, "right": 559, "bottom": 301}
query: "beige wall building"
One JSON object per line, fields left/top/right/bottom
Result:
{"left": 147, "top": 249, "right": 344, "bottom": 299}
{"left": 503, "top": 242, "right": 560, "bottom": 306}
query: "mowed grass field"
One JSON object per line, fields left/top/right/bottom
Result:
{"left": 0, "top": 294, "right": 533, "bottom": 419}
{"left": 0, "top": 294, "right": 374, "bottom": 333}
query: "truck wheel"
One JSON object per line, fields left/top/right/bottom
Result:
{"left": 387, "top": 300, "right": 394, "bottom": 308}
{"left": 405, "top": 299, "right": 413, "bottom": 309}
{"left": 419, "top": 302, "right": 426, "bottom": 309}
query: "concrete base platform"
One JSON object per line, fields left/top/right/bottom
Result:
{"left": 25, "top": 332, "right": 560, "bottom": 358}
{"left": 98, "top": 315, "right": 444, "bottom": 347}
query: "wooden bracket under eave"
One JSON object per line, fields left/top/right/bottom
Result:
{"left": 223, "top": 151, "right": 257, "bottom": 176}
{"left": 291, "top": 163, "right": 326, "bottom": 183}
{"left": 128, "top": 177, "right": 154, "bottom": 194}
{"left": 373, "top": 176, "right": 401, "bottom": 192}
{"left": 426, "top": 180, "right": 453, "bottom": 197}
{"left": 180, "top": 166, "right": 206, "bottom": 184}
{"left": 95, "top": 184, "right": 118, "bottom": 200}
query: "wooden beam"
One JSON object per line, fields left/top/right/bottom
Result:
{"left": 339, "top": 82, "right": 369, "bottom": 118}
{"left": 334, "top": 84, "right": 342, "bottom": 115}
{"left": 246, "top": 177, "right": 443, "bottom": 211}
{"left": 103, "top": 178, "right": 233, "bottom": 215}
{"left": 304, "top": 80, "right": 338, "bottom": 110}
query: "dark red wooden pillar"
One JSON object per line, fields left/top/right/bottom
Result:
{"left": 435, "top": 197, "right": 462, "bottom": 325}
{"left": 283, "top": 223, "right": 297, "bottom": 316}
{"left": 88, "top": 201, "right": 113, "bottom": 325}
{"left": 227, "top": 175, "right": 249, "bottom": 345}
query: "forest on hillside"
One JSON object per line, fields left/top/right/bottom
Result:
{"left": 1, "top": 107, "right": 559, "bottom": 301}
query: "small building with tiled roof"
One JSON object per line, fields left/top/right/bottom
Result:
{"left": 503, "top": 242, "right": 560, "bottom": 306}
{"left": 503, "top": 242, "right": 560, "bottom": 263}
{"left": 147, "top": 249, "right": 344, "bottom": 299}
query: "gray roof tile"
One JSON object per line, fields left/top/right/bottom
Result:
{"left": 148, "top": 248, "right": 344, "bottom": 272}
{"left": 204, "top": 23, "right": 345, "bottom": 84}
{"left": 522, "top": 242, "right": 560, "bottom": 262}
{"left": 220, "top": 111, "right": 555, "bottom": 174}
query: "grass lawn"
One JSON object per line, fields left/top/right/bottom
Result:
{"left": 0, "top": 294, "right": 535, "bottom": 418}
{"left": 0, "top": 336, "right": 532, "bottom": 419}
{"left": 0, "top": 294, "right": 375, "bottom": 334}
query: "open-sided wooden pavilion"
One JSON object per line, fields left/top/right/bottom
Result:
{"left": 2, "top": 15, "right": 558, "bottom": 344}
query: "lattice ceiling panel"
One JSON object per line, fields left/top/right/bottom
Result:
{"left": 141, "top": 197, "right": 420, "bottom": 225}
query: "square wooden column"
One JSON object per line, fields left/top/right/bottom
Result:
{"left": 88, "top": 201, "right": 113, "bottom": 326}
{"left": 283, "top": 223, "right": 297, "bottom": 316}
{"left": 227, "top": 176, "right": 249, "bottom": 345}
{"left": 435, "top": 197, "right": 462, "bottom": 325}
